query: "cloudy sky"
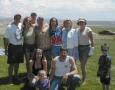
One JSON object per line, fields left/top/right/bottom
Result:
{"left": 0, "top": 0, "right": 115, "bottom": 20}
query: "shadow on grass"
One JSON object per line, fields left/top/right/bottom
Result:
{"left": 0, "top": 72, "right": 27, "bottom": 85}
{"left": 0, "top": 72, "right": 35, "bottom": 90}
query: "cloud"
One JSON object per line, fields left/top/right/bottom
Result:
{"left": 0, "top": 0, "right": 115, "bottom": 20}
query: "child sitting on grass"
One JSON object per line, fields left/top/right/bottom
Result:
{"left": 97, "top": 43, "right": 112, "bottom": 90}
{"left": 28, "top": 70, "right": 50, "bottom": 90}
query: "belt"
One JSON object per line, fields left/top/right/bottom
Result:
{"left": 9, "top": 43, "right": 22, "bottom": 46}
{"left": 79, "top": 45, "right": 90, "bottom": 47}
{"left": 54, "top": 76, "right": 63, "bottom": 79}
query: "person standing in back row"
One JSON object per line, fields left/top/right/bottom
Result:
{"left": 34, "top": 17, "right": 51, "bottom": 74}
{"left": 49, "top": 17, "right": 63, "bottom": 58}
{"left": 22, "top": 17, "right": 36, "bottom": 75}
{"left": 77, "top": 18, "right": 94, "bottom": 84}
{"left": 62, "top": 20, "right": 79, "bottom": 60}
{"left": 30, "top": 12, "right": 37, "bottom": 27}
{"left": 4, "top": 14, "right": 24, "bottom": 83}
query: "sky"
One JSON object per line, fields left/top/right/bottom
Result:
{"left": 0, "top": 0, "right": 115, "bottom": 21}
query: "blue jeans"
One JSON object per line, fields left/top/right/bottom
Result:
{"left": 51, "top": 45, "right": 61, "bottom": 57}
{"left": 68, "top": 47, "right": 79, "bottom": 60}
{"left": 51, "top": 76, "right": 62, "bottom": 90}
{"left": 51, "top": 75, "right": 81, "bottom": 90}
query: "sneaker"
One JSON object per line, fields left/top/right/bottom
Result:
{"left": 9, "top": 76, "right": 13, "bottom": 85}
{"left": 13, "top": 76, "right": 20, "bottom": 84}
{"left": 82, "top": 81, "right": 86, "bottom": 85}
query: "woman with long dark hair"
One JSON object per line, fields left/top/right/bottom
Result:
{"left": 49, "top": 17, "right": 63, "bottom": 58}
{"left": 29, "top": 49, "right": 47, "bottom": 75}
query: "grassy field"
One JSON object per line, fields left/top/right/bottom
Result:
{"left": 0, "top": 27, "right": 115, "bottom": 90}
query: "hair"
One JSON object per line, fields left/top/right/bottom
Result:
{"left": 63, "top": 19, "right": 72, "bottom": 28}
{"left": 38, "top": 70, "right": 47, "bottom": 76}
{"left": 49, "top": 17, "right": 58, "bottom": 30}
{"left": 31, "top": 12, "right": 37, "bottom": 17}
{"left": 64, "top": 19, "right": 72, "bottom": 24}
{"left": 60, "top": 48, "right": 68, "bottom": 52}
{"left": 14, "top": 14, "right": 21, "bottom": 20}
{"left": 37, "top": 17, "right": 44, "bottom": 22}
{"left": 101, "top": 43, "right": 109, "bottom": 51}
{"left": 77, "top": 18, "right": 87, "bottom": 25}
{"left": 33, "top": 48, "right": 45, "bottom": 61}
{"left": 22, "top": 17, "right": 29, "bottom": 26}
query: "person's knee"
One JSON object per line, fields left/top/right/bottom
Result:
{"left": 70, "top": 75, "right": 81, "bottom": 87}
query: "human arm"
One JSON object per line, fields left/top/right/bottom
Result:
{"left": 49, "top": 59, "right": 56, "bottom": 81}
{"left": 42, "top": 57, "right": 48, "bottom": 74}
{"left": 97, "top": 56, "right": 101, "bottom": 76}
{"left": 29, "top": 59, "right": 34, "bottom": 73}
{"left": 63, "top": 57, "right": 78, "bottom": 80}
{"left": 88, "top": 30, "right": 94, "bottom": 47}
{"left": 4, "top": 27, "right": 10, "bottom": 55}
{"left": 68, "top": 57, "right": 78, "bottom": 75}
{"left": 3, "top": 38, "right": 9, "bottom": 55}
{"left": 48, "top": 80, "right": 51, "bottom": 90}
{"left": 106, "top": 56, "right": 112, "bottom": 77}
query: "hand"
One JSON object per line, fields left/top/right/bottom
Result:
{"left": 5, "top": 49, "right": 8, "bottom": 55}
{"left": 63, "top": 73, "right": 69, "bottom": 81}
{"left": 88, "top": 47, "right": 94, "bottom": 56}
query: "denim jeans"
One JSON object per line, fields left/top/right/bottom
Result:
{"left": 51, "top": 45, "right": 61, "bottom": 57}
{"left": 68, "top": 47, "right": 79, "bottom": 60}
{"left": 51, "top": 75, "right": 81, "bottom": 90}
{"left": 51, "top": 76, "right": 62, "bottom": 90}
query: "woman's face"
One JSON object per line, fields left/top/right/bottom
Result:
{"left": 36, "top": 51, "right": 42, "bottom": 59}
{"left": 51, "top": 19, "right": 57, "bottom": 27}
{"left": 37, "top": 19, "right": 44, "bottom": 27}
{"left": 78, "top": 21, "right": 86, "bottom": 29}
{"left": 24, "top": 18, "right": 31, "bottom": 27}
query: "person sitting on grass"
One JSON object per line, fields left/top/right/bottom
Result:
{"left": 28, "top": 70, "right": 50, "bottom": 90}
{"left": 29, "top": 49, "right": 47, "bottom": 76}
{"left": 97, "top": 43, "right": 112, "bottom": 90}
{"left": 50, "top": 48, "right": 81, "bottom": 90}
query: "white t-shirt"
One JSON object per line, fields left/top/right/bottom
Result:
{"left": 4, "top": 23, "right": 23, "bottom": 45}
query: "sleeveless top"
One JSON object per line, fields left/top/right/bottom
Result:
{"left": 23, "top": 27, "right": 35, "bottom": 45}
{"left": 78, "top": 27, "right": 92, "bottom": 45}
{"left": 34, "top": 26, "right": 50, "bottom": 49}
{"left": 32, "top": 56, "right": 44, "bottom": 75}
{"left": 54, "top": 56, "right": 72, "bottom": 76}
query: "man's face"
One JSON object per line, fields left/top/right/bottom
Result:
{"left": 64, "top": 21, "right": 72, "bottom": 29}
{"left": 31, "top": 16, "right": 37, "bottom": 21}
{"left": 14, "top": 16, "right": 21, "bottom": 23}
{"left": 60, "top": 50, "right": 68, "bottom": 59}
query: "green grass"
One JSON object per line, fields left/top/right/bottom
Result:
{"left": 0, "top": 32, "right": 115, "bottom": 90}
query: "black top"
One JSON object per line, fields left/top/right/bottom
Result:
{"left": 97, "top": 55, "right": 112, "bottom": 78}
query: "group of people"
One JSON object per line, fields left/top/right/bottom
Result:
{"left": 3, "top": 12, "right": 111, "bottom": 90}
